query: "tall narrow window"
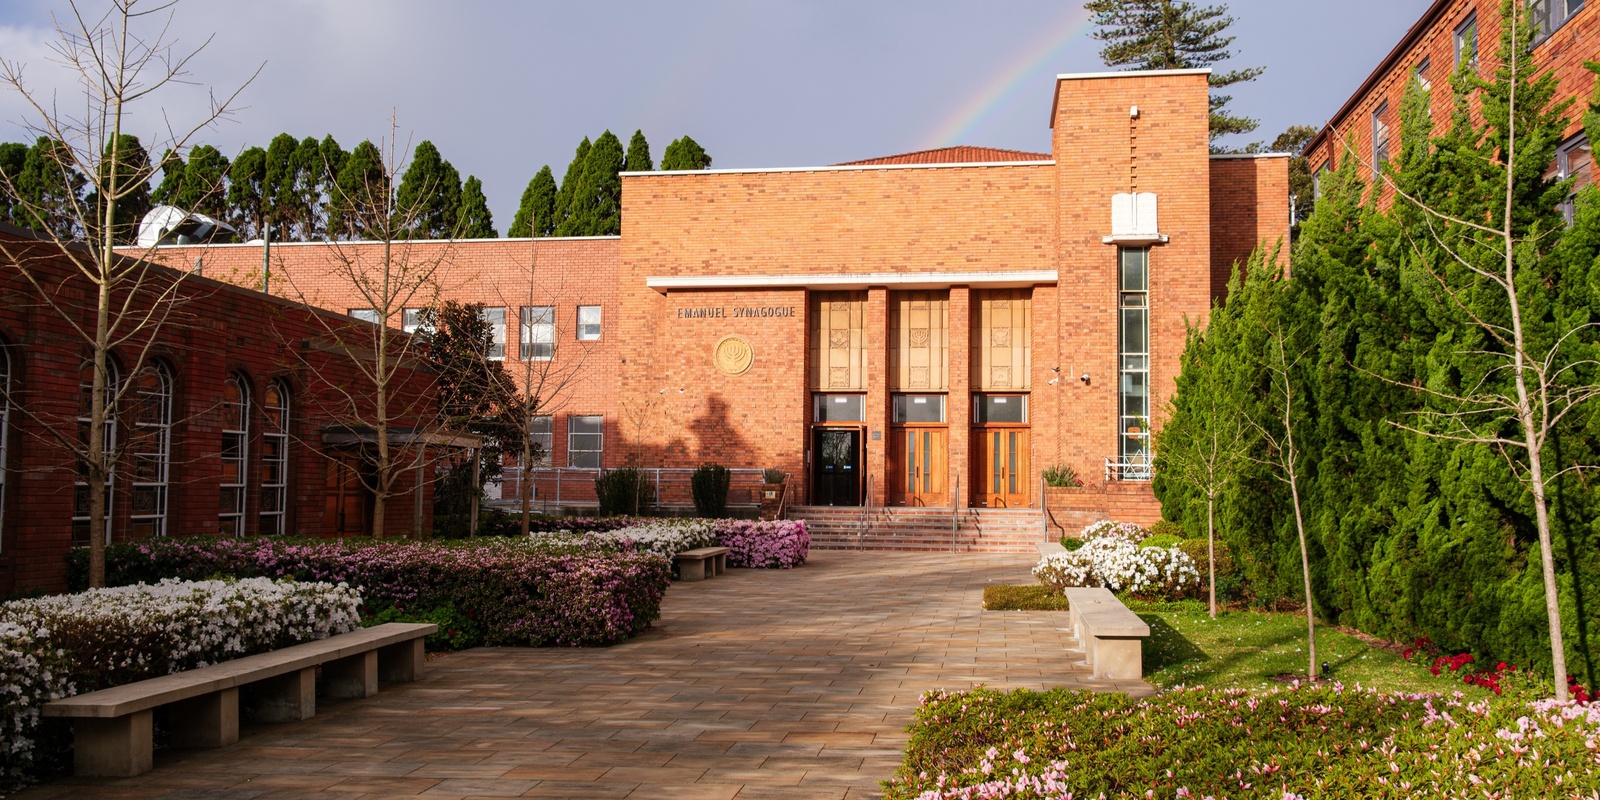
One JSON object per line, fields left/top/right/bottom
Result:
{"left": 521, "top": 305, "right": 554, "bottom": 359}
{"left": 1532, "top": 0, "right": 1584, "bottom": 44}
{"left": 72, "top": 361, "right": 118, "bottom": 545}
{"left": 1118, "top": 248, "right": 1151, "bottom": 477}
{"left": 1555, "top": 134, "right": 1593, "bottom": 225}
{"left": 481, "top": 307, "right": 507, "bottom": 360}
{"left": 1454, "top": 13, "right": 1478, "bottom": 72}
{"left": 1371, "top": 102, "right": 1391, "bottom": 171}
{"left": 529, "top": 414, "right": 553, "bottom": 466}
{"left": 567, "top": 415, "right": 603, "bottom": 468}
{"left": 0, "top": 345, "right": 10, "bottom": 546}
{"left": 261, "top": 381, "right": 290, "bottom": 535}
{"left": 129, "top": 364, "right": 172, "bottom": 538}
{"left": 577, "top": 305, "right": 601, "bottom": 341}
{"left": 220, "top": 375, "right": 249, "bottom": 535}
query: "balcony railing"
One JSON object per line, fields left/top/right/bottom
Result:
{"left": 496, "top": 466, "right": 768, "bottom": 511}
{"left": 1104, "top": 455, "right": 1153, "bottom": 483}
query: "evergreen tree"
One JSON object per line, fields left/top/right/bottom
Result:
{"left": 226, "top": 145, "right": 267, "bottom": 239}
{"left": 179, "top": 145, "right": 232, "bottom": 219}
{"left": 556, "top": 130, "right": 624, "bottom": 236}
{"left": 150, "top": 148, "right": 185, "bottom": 207}
{"left": 509, "top": 165, "right": 557, "bottom": 237}
{"left": 424, "top": 301, "right": 519, "bottom": 535}
{"left": 1084, "top": 0, "right": 1264, "bottom": 142}
{"left": 457, "top": 175, "right": 496, "bottom": 238}
{"left": 394, "top": 140, "right": 462, "bottom": 239}
{"left": 552, "top": 136, "right": 590, "bottom": 231}
{"left": 84, "top": 133, "right": 152, "bottom": 245}
{"left": 0, "top": 141, "right": 26, "bottom": 226}
{"left": 262, "top": 133, "right": 302, "bottom": 238}
{"left": 328, "top": 139, "right": 386, "bottom": 240}
{"left": 660, "top": 135, "right": 713, "bottom": 170}
{"left": 14, "top": 137, "right": 86, "bottom": 240}
{"left": 624, "top": 129, "right": 653, "bottom": 172}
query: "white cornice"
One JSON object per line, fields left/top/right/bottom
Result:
{"left": 622, "top": 160, "right": 1054, "bottom": 178}
{"left": 1055, "top": 68, "right": 1211, "bottom": 81}
{"left": 645, "top": 270, "right": 1058, "bottom": 293}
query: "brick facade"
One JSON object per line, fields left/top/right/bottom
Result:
{"left": 0, "top": 224, "right": 444, "bottom": 594}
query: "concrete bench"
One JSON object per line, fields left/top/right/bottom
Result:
{"left": 674, "top": 546, "right": 730, "bottom": 581}
{"left": 1064, "top": 587, "right": 1150, "bottom": 680}
{"left": 43, "top": 621, "right": 436, "bottom": 778}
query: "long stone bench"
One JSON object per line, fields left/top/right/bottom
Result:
{"left": 43, "top": 621, "right": 436, "bottom": 778}
{"left": 674, "top": 546, "right": 730, "bottom": 581}
{"left": 1064, "top": 587, "right": 1150, "bottom": 680}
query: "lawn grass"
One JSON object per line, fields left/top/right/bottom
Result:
{"left": 983, "top": 584, "right": 1071, "bottom": 611}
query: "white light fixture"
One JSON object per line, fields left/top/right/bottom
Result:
{"left": 1081, "top": 373, "right": 1091, "bottom": 385}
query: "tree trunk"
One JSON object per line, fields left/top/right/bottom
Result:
{"left": 1207, "top": 494, "right": 1217, "bottom": 619}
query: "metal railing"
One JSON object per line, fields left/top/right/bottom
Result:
{"left": 1104, "top": 455, "right": 1154, "bottom": 483}
{"left": 858, "top": 474, "right": 873, "bottom": 550}
{"left": 498, "top": 466, "right": 768, "bottom": 511}
{"left": 950, "top": 474, "right": 960, "bottom": 553}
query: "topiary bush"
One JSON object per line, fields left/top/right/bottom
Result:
{"left": 691, "top": 463, "right": 731, "bottom": 517}
{"left": 595, "top": 467, "right": 651, "bottom": 516}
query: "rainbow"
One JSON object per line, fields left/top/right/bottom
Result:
{"left": 920, "top": 7, "right": 1097, "bottom": 150}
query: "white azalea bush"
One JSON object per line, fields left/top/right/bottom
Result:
{"left": 1035, "top": 524, "right": 1199, "bottom": 601}
{"left": 1, "top": 577, "right": 360, "bottom": 786}
{"left": 604, "top": 519, "right": 718, "bottom": 560}
{"left": 1074, "top": 520, "right": 1148, "bottom": 544}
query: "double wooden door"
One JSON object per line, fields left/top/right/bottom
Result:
{"left": 974, "top": 428, "right": 1030, "bottom": 507}
{"left": 325, "top": 455, "right": 373, "bottom": 535}
{"left": 890, "top": 427, "right": 947, "bottom": 506}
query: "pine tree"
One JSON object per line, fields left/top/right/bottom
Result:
{"left": 11, "top": 137, "right": 83, "bottom": 238}
{"left": 509, "top": 165, "right": 557, "bottom": 237}
{"left": 262, "top": 133, "right": 302, "bottom": 238}
{"left": 660, "top": 135, "right": 713, "bottom": 170}
{"left": 226, "top": 145, "right": 267, "bottom": 239}
{"left": 328, "top": 139, "right": 386, "bottom": 240}
{"left": 625, "top": 129, "right": 653, "bottom": 172}
{"left": 150, "top": 148, "right": 185, "bottom": 207}
{"left": 179, "top": 145, "right": 232, "bottom": 219}
{"left": 394, "top": 140, "right": 462, "bottom": 239}
{"left": 84, "top": 133, "right": 152, "bottom": 245}
{"left": 457, "top": 175, "right": 496, "bottom": 238}
{"left": 556, "top": 130, "right": 624, "bottom": 236}
{"left": 552, "top": 136, "right": 590, "bottom": 232}
{"left": 1084, "top": 0, "right": 1264, "bottom": 142}
{"left": 0, "top": 141, "right": 27, "bottom": 226}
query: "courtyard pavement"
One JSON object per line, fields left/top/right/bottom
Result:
{"left": 18, "top": 550, "right": 1150, "bottom": 800}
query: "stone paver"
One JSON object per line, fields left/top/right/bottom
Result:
{"left": 17, "top": 551, "right": 1149, "bottom": 799}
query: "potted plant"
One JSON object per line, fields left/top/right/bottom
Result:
{"left": 760, "top": 467, "right": 788, "bottom": 519}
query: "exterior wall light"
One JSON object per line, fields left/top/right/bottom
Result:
{"left": 1081, "top": 373, "right": 1091, "bottom": 385}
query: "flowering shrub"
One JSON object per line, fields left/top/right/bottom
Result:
{"left": 1075, "top": 520, "right": 1147, "bottom": 544}
{"left": 716, "top": 520, "right": 810, "bottom": 568}
{"left": 887, "top": 684, "right": 1600, "bottom": 798}
{"left": 1403, "top": 639, "right": 1594, "bottom": 702}
{"left": 602, "top": 519, "right": 718, "bottom": 559}
{"left": 1033, "top": 537, "right": 1198, "bottom": 600}
{"left": 1, "top": 578, "right": 359, "bottom": 786}
{"left": 77, "top": 536, "right": 671, "bottom": 650}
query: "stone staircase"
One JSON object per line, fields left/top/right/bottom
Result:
{"left": 790, "top": 505, "right": 1049, "bottom": 553}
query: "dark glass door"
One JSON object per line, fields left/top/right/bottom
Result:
{"left": 811, "top": 427, "right": 862, "bottom": 506}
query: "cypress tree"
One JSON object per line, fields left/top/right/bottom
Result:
{"left": 13, "top": 137, "right": 84, "bottom": 239}
{"left": 262, "top": 133, "right": 301, "bottom": 238}
{"left": 660, "top": 135, "right": 712, "bottom": 170}
{"left": 328, "top": 139, "right": 386, "bottom": 240}
{"left": 509, "top": 165, "right": 557, "bottom": 238}
{"left": 624, "top": 129, "right": 653, "bottom": 172}
{"left": 85, "top": 133, "right": 152, "bottom": 245}
{"left": 552, "top": 136, "right": 590, "bottom": 232}
{"left": 226, "top": 145, "right": 267, "bottom": 239}
{"left": 394, "top": 140, "right": 463, "bottom": 239}
{"left": 179, "top": 145, "right": 232, "bottom": 220}
{"left": 0, "top": 141, "right": 27, "bottom": 226}
{"left": 556, "top": 130, "right": 624, "bottom": 237}
{"left": 457, "top": 175, "right": 496, "bottom": 238}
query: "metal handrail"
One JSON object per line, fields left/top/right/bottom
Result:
{"left": 859, "top": 474, "right": 872, "bottom": 550}
{"left": 1041, "top": 475, "right": 1049, "bottom": 541}
{"left": 498, "top": 466, "right": 770, "bottom": 512}
{"left": 950, "top": 474, "right": 960, "bottom": 553}
{"left": 1104, "top": 456, "right": 1154, "bottom": 483}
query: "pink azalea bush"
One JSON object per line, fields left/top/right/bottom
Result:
{"left": 715, "top": 520, "right": 810, "bottom": 568}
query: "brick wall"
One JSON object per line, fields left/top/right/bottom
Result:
{"left": 1210, "top": 155, "right": 1292, "bottom": 294}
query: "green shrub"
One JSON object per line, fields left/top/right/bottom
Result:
{"left": 595, "top": 467, "right": 650, "bottom": 516}
{"left": 762, "top": 467, "right": 787, "bottom": 483}
{"left": 1059, "top": 536, "right": 1086, "bottom": 551}
{"left": 1147, "top": 519, "right": 1185, "bottom": 539}
{"left": 691, "top": 463, "right": 731, "bottom": 517}
{"left": 1041, "top": 464, "right": 1082, "bottom": 487}
{"left": 1137, "top": 533, "right": 1183, "bottom": 549}
{"left": 982, "top": 585, "right": 1071, "bottom": 611}
{"left": 1179, "top": 537, "right": 1246, "bottom": 602}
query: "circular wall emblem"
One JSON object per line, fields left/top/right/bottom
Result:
{"left": 714, "top": 335, "right": 754, "bottom": 376}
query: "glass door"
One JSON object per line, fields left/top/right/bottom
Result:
{"left": 810, "top": 427, "right": 862, "bottom": 506}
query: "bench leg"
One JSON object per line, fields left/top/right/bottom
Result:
{"left": 714, "top": 553, "right": 727, "bottom": 576}
{"left": 378, "top": 638, "right": 425, "bottom": 683}
{"left": 1092, "top": 637, "right": 1144, "bottom": 681}
{"left": 678, "top": 558, "right": 706, "bottom": 581}
{"left": 251, "top": 667, "right": 317, "bottom": 722}
{"left": 325, "top": 650, "right": 379, "bottom": 699}
{"left": 168, "top": 687, "right": 239, "bottom": 748}
{"left": 74, "top": 709, "right": 153, "bottom": 778}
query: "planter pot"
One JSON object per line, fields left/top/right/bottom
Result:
{"left": 759, "top": 481, "right": 787, "bottom": 520}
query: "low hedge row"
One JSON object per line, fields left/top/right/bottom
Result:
{"left": 72, "top": 536, "right": 672, "bottom": 650}
{"left": 718, "top": 520, "right": 809, "bottom": 568}
{"left": 886, "top": 683, "right": 1600, "bottom": 798}
{"left": 1, "top": 578, "right": 360, "bottom": 787}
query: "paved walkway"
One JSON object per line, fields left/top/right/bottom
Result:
{"left": 19, "top": 551, "right": 1149, "bottom": 800}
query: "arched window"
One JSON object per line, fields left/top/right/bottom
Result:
{"left": 129, "top": 363, "right": 172, "bottom": 538}
{"left": 261, "top": 381, "right": 290, "bottom": 535}
{"left": 0, "top": 343, "right": 10, "bottom": 547}
{"left": 219, "top": 374, "right": 249, "bottom": 535}
{"left": 73, "top": 360, "right": 118, "bottom": 545}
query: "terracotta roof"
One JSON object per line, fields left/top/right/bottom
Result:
{"left": 834, "top": 146, "right": 1052, "bottom": 166}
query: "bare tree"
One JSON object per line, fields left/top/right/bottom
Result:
{"left": 0, "top": 0, "right": 255, "bottom": 586}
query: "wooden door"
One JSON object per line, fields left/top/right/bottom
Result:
{"left": 975, "top": 428, "right": 1030, "bottom": 508}
{"left": 325, "top": 455, "right": 371, "bottom": 536}
{"left": 890, "top": 427, "right": 948, "bottom": 506}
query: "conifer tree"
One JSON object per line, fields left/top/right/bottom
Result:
{"left": 552, "top": 136, "right": 590, "bottom": 232}
{"left": 457, "top": 175, "right": 496, "bottom": 238}
{"left": 13, "top": 137, "right": 86, "bottom": 240}
{"left": 227, "top": 145, "right": 267, "bottom": 238}
{"left": 328, "top": 139, "right": 386, "bottom": 240}
{"left": 556, "top": 130, "right": 624, "bottom": 236}
{"left": 394, "top": 140, "right": 462, "bottom": 239}
{"left": 179, "top": 145, "right": 231, "bottom": 219}
{"left": 0, "top": 141, "right": 26, "bottom": 226}
{"left": 625, "top": 129, "right": 653, "bottom": 172}
{"left": 1084, "top": 0, "right": 1264, "bottom": 142}
{"left": 150, "top": 148, "right": 185, "bottom": 207}
{"left": 660, "top": 135, "right": 713, "bottom": 170}
{"left": 85, "top": 133, "right": 152, "bottom": 244}
{"left": 509, "top": 165, "right": 557, "bottom": 238}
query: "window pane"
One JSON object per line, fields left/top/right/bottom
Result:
{"left": 521, "top": 306, "right": 555, "bottom": 359}
{"left": 350, "top": 308, "right": 379, "bottom": 324}
{"left": 892, "top": 394, "right": 945, "bottom": 423}
{"left": 974, "top": 394, "right": 1027, "bottom": 424}
{"left": 578, "top": 305, "right": 601, "bottom": 340}
{"left": 481, "top": 307, "right": 506, "bottom": 359}
{"left": 814, "top": 394, "right": 865, "bottom": 422}
{"left": 1120, "top": 247, "right": 1147, "bottom": 292}
{"left": 568, "top": 415, "right": 603, "bottom": 468}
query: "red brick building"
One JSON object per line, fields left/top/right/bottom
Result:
{"left": 143, "top": 70, "right": 1290, "bottom": 518}
{"left": 1305, "top": 0, "right": 1595, "bottom": 206}
{"left": 0, "top": 224, "right": 448, "bottom": 594}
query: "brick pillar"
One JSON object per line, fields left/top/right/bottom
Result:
{"left": 865, "top": 287, "right": 889, "bottom": 508}
{"left": 947, "top": 286, "right": 971, "bottom": 509}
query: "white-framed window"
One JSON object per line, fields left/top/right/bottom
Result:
{"left": 1549, "top": 134, "right": 1594, "bottom": 225}
{"left": 1532, "top": 0, "right": 1585, "bottom": 45}
{"left": 577, "top": 305, "right": 602, "bottom": 341}
{"left": 402, "top": 307, "right": 434, "bottom": 335}
{"left": 567, "top": 415, "right": 603, "bottom": 468}
{"left": 261, "top": 381, "right": 290, "bottom": 535}
{"left": 1312, "top": 162, "right": 1329, "bottom": 201}
{"left": 220, "top": 374, "right": 249, "bottom": 535}
{"left": 1372, "top": 102, "right": 1391, "bottom": 171}
{"left": 891, "top": 394, "right": 946, "bottom": 423}
{"left": 73, "top": 360, "right": 118, "bottom": 546}
{"left": 1454, "top": 12, "right": 1478, "bottom": 72}
{"left": 529, "top": 414, "right": 553, "bottom": 467}
{"left": 1413, "top": 57, "right": 1432, "bottom": 92}
{"left": 1119, "top": 247, "right": 1151, "bottom": 475}
{"left": 520, "top": 305, "right": 554, "bottom": 360}
{"left": 0, "top": 344, "right": 10, "bottom": 548}
{"left": 481, "top": 306, "right": 507, "bottom": 360}
{"left": 349, "top": 308, "right": 380, "bottom": 324}
{"left": 129, "top": 363, "right": 172, "bottom": 538}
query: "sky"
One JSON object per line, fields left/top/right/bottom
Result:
{"left": 0, "top": 0, "right": 1429, "bottom": 232}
